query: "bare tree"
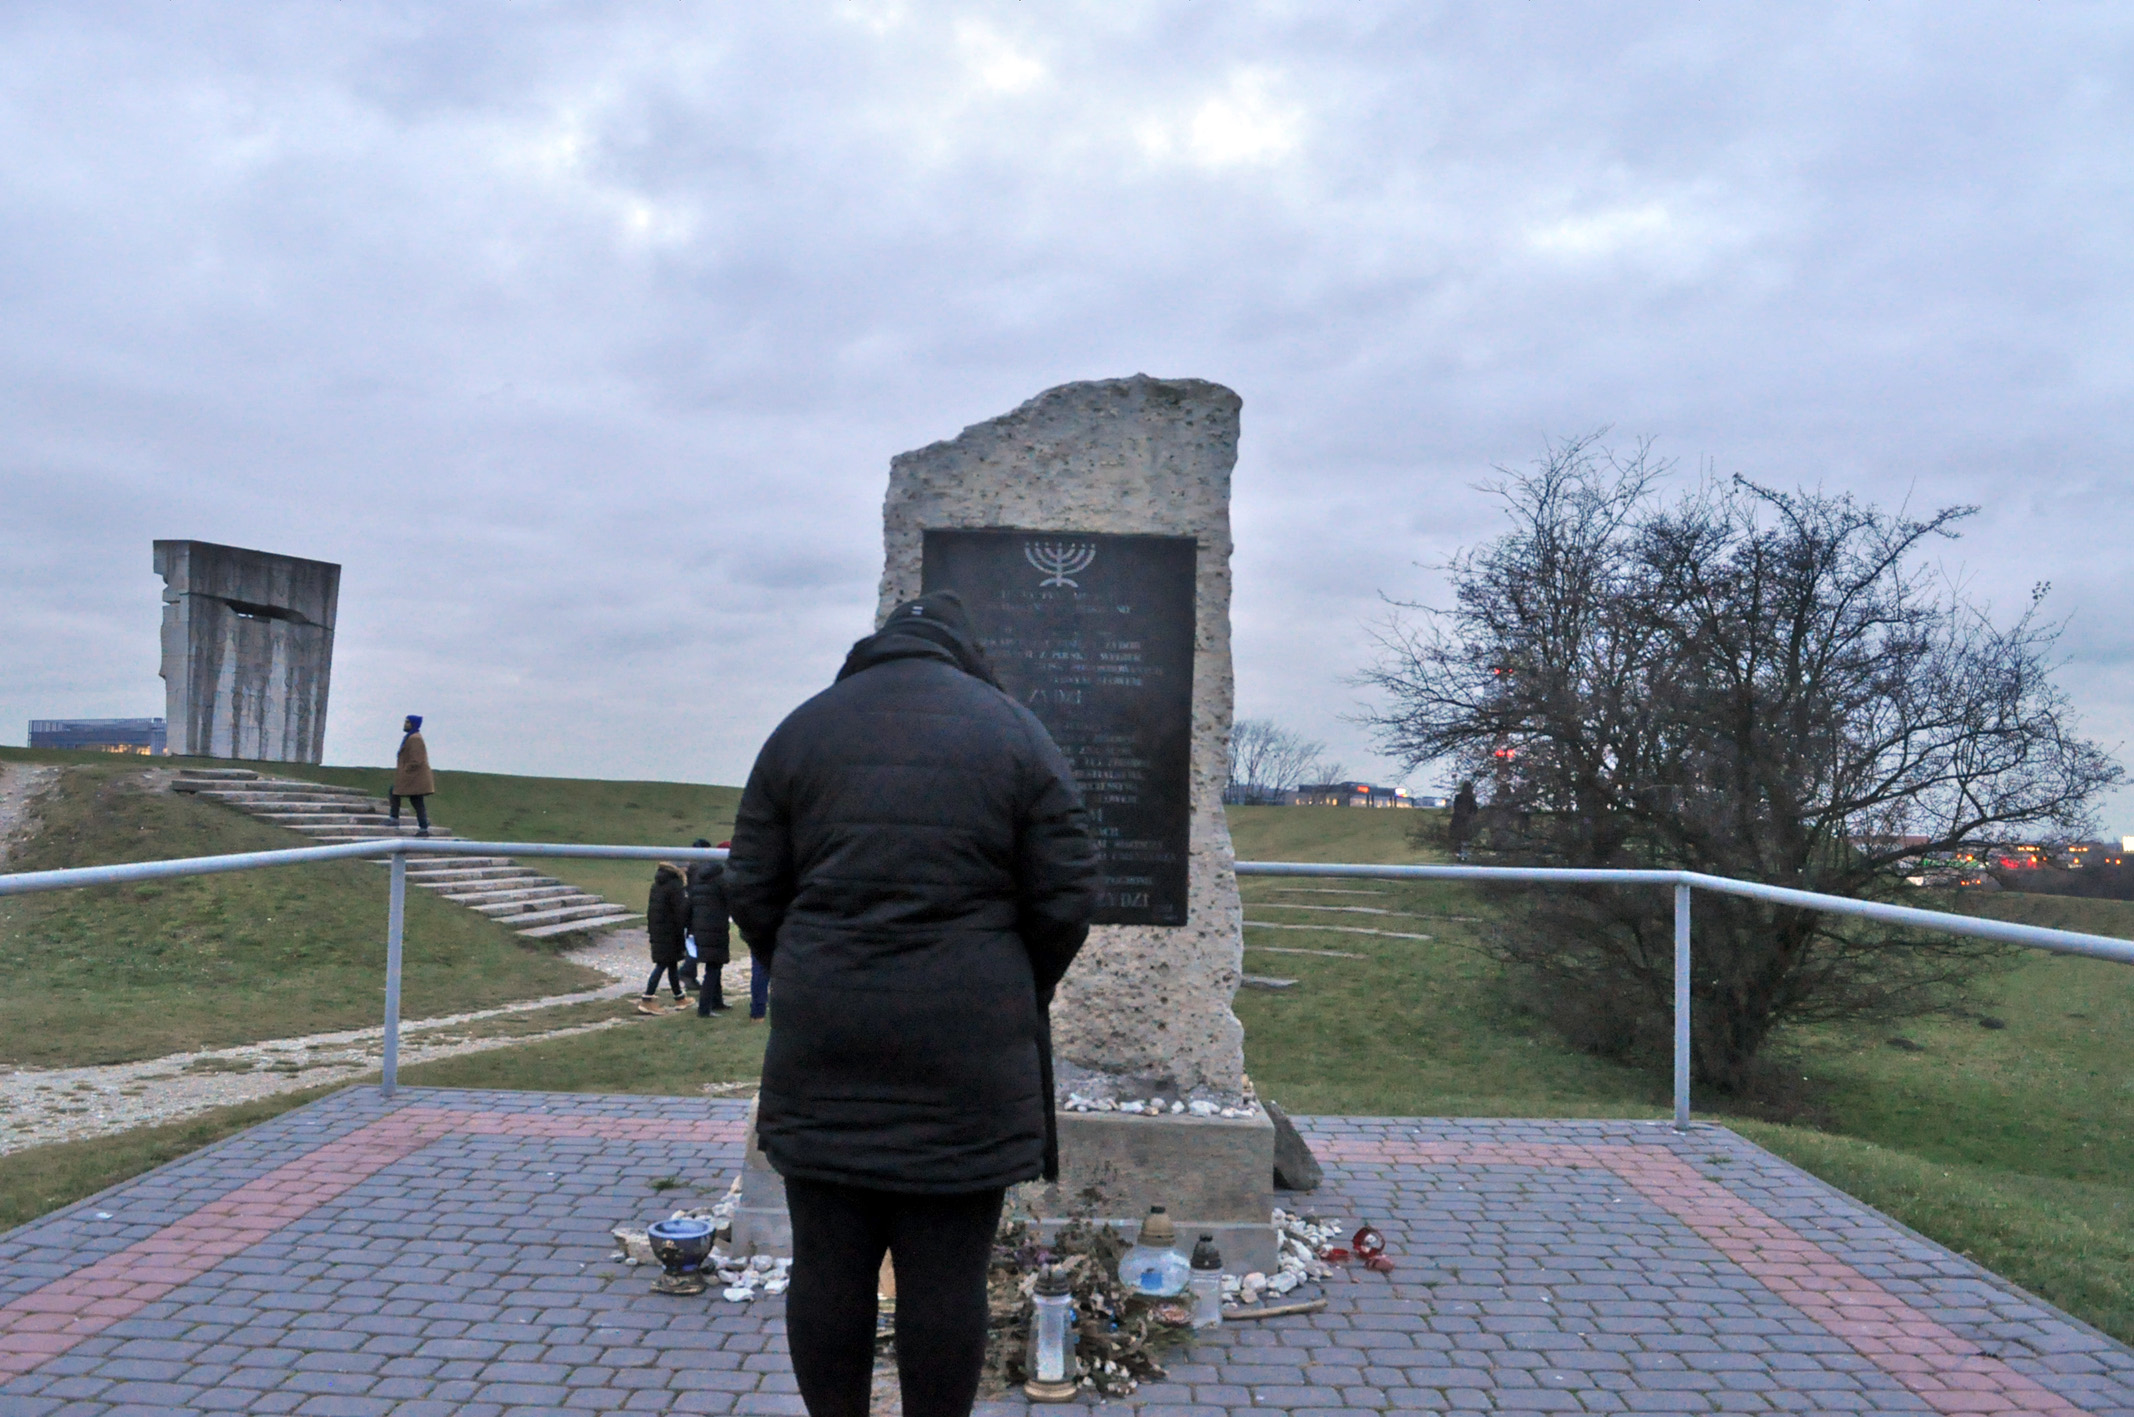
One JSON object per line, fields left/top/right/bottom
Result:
{"left": 1228, "top": 719, "right": 1333, "bottom": 804}
{"left": 1360, "top": 434, "right": 2121, "bottom": 1091}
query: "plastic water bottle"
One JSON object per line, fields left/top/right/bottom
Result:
{"left": 1117, "top": 1206, "right": 1190, "bottom": 1297}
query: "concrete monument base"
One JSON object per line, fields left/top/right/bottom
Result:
{"left": 727, "top": 1100, "right": 1277, "bottom": 1274}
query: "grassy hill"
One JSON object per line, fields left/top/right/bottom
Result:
{"left": 0, "top": 750, "right": 606, "bottom": 1065}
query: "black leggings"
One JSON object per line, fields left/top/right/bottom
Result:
{"left": 783, "top": 1177, "right": 1004, "bottom": 1417}
{"left": 644, "top": 962, "right": 682, "bottom": 996}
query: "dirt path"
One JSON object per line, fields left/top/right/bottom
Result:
{"left": 0, "top": 926, "right": 753, "bottom": 1155}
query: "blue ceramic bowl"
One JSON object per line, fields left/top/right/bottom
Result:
{"left": 647, "top": 1217, "right": 716, "bottom": 1274}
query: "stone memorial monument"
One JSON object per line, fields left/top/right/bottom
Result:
{"left": 734, "top": 376, "right": 1276, "bottom": 1268}
{"left": 153, "top": 540, "right": 340, "bottom": 763}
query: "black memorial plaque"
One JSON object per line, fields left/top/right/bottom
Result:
{"left": 922, "top": 529, "right": 1197, "bottom": 926}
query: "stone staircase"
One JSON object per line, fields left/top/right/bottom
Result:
{"left": 171, "top": 768, "right": 643, "bottom": 941}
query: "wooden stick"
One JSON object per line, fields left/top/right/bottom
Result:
{"left": 1221, "top": 1297, "right": 1328, "bottom": 1320}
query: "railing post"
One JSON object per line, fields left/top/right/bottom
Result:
{"left": 1673, "top": 882, "right": 1691, "bottom": 1130}
{"left": 381, "top": 846, "right": 406, "bottom": 1097}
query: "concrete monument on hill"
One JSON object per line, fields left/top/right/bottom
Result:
{"left": 734, "top": 375, "right": 1276, "bottom": 1268}
{"left": 153, "top": 540, "right": 340, "bottom": 763}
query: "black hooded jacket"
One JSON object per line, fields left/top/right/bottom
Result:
{"left": 687, "top": 862, "right": 731, "bottom": 967}
{"left": 724, "top": 592, "right": 1097, "bottom": 1193}
{"left": 646, "top": 864, "right": 690, "bottom": 967}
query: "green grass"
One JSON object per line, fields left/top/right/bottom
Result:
{"left": 0, "top": 757, "right": 604, "bottom": 1066}
{"left": 397, "top": 1002, "right": 768, "bottom": 1093}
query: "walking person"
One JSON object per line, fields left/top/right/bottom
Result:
{"left": 389, "top": 715, "right": 434, "bottom": 837}
{"left": 640, "top": 862, "right": 690, "bottom": 1014}
{"left": 687, "top": 839, "right": 733, "bottom": 1016}
{"left": 725, "top": 591, "right": 1096, "bottom": 1417}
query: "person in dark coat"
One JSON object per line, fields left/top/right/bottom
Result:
{"left": 725, "top": 590, "right": 1096, "bottom": 1417}
{"left": 1449, "top": 779, "right": 1479, "bottom": 860}
{"left": 686, "top": 839, "right": 732, "bottom": 1016}
{"left": 640, "top": 862, "right": 690, "bottom": 1014}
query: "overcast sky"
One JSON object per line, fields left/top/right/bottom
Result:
{"left": 5, "top": 3, "right": 2132, "bottom": 827}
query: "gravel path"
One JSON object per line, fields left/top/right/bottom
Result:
{"left": 0, "top": 926, "right": 755, "bottom": 1154}
{"left": 0, "top": 764, "right": 58, "bottom": 866}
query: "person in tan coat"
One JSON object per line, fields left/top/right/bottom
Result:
{"left": 390, "top": 715, "right": 435, "bottom": 837}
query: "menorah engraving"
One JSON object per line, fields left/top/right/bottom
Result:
{"left": 1024, "top": 540, "right": 1098, "bottom": 588}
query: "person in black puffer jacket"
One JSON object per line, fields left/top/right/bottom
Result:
{"left": 725, "top": 590, "right": 1095, "bottom": 1417}
{"left": 640, "top": 862, "right": 690, "bottom": 1014}
{"left": 686, "top": 840, "right": 732, "bottom": 1016}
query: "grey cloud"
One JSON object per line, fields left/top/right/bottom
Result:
{"left": 4, "top": 1, "right": 2132, "bottom": 825}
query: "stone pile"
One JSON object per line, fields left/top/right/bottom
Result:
{"left": 1221, "top": 1208, "right": 1338, "bottom": 1308}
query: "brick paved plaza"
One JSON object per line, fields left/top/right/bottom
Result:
{"left": 0, "top": 1087, "right": 2129, "bottom": 1416}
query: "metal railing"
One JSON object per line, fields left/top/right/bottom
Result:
{"left": 3, "top": 842, "right": 2131, "bottom": 1125}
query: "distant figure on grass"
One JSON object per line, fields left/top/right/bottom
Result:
{"left": 1449, "top": 778, "right": 1478, "bottom": 860}
{"left": 686, "top": 837, "right": 732, "bottom": 1016}
{"left": 640, "top": 862, "right": 690, "bottom": 1014}
{"left": 390, "top": 715, "right": 434, "bottom": 838}
{"left": 725, "top": 590, "right": 1095, "bottom": 1417}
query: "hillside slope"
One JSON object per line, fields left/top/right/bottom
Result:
{"left": 0, "top": 755, "right": 604, "bottom": 1066}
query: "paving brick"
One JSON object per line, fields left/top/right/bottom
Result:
{"left": 3, "top": 1092, "right": 2133, "bottom": 1416}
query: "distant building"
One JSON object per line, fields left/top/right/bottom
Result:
{"left": 1289, "top": 781, "right": 1415, "bottom": 808}
{"left": 28, "top": 718, "right": 168, "bottom": 755}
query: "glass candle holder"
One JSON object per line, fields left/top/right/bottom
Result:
{"left": 1023, "top": 1265, "right": 1078, "bottom": 1402}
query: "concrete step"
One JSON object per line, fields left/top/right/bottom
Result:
{"left": 397, "top": 855, "right": 517, "bottom": 869}
{"left": 474, "top": 894, "right": 603, "bottom": 919}
{"left": 439, "top": 883, "right": 583, "bottom": 906}
{"left": 500, "top": 901, "right": 636, "bottom": 929}
{"left": 405, "top": 866, "right": 544, "bottom": 884}
{"left": 235, "top": 807, "right": 388, "bottom": 822}
{"left": 171, "top": 769, "right": 261, "bottom": 788}
{"left": 255, "top": 813, "right": 392, "bottom": 829}
{"left": 294, "top": 824, "right": 458, "bottom": 840}
{"left": 518, "top": 911, "right": 642, "bottom": 939}
{"left": 168, "top": 770, "right": 641, "bottom": 947}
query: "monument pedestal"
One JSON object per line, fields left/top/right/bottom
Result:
{"left": 1039, "top": 1109, "right": 1276, "bottom": 1272}
{"left": 726, "top": 1100, "right": 1277, "bottom": 1274}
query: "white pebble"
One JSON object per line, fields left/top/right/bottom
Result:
{"left": 1188, "top": 1100, "right": 1218, "bottom": 1116}
{"left": 1120, "top": 1100, "right": 1144, "bottom": 1114}
{"left": 1170, "top": 1101, "right": 1185, "bottom": 1114}
{"left": 723, "top": 1286, "right": 754, "bottom": 1302}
